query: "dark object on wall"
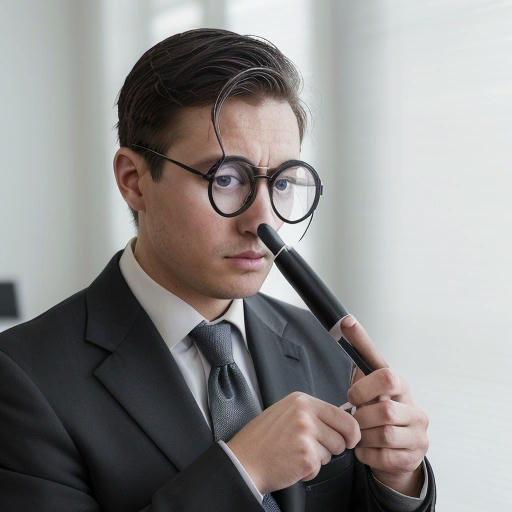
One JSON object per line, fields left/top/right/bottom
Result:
{"left": 0, "top": 282, "right": 19, "bottom": 318}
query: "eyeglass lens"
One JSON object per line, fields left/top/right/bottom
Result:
{"left": 211, "top": 160, "right": 318, "bottom": 222}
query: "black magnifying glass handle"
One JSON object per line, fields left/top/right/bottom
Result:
{"left": 258, "top": 223, "right": 373, "bottom": 376}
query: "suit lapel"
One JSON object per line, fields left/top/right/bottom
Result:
{"left": 85, "top": 253, "right": 212, "bottom": 472}
{"left": 243, "top": 294, "right": 314, "bottom": 406}
{"left": 244, "top": 295, "right": 313, "bottom": 511}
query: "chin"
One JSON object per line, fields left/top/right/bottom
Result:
{"left": 211, "top": 274, "right": 267, "bottom": 300}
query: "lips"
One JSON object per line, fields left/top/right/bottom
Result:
{"left": 228, "top": 251, "right": 266, "bottom": 259}
{"left": 225, "top": 250, "right": 268, "bottom": 270}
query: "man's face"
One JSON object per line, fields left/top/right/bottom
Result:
{"left": 135, "top": 97, "right": 301, "bottom": 310}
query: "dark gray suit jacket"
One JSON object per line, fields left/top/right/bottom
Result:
{"left": 0, "top": 253, "right": 436, "bottom": 511}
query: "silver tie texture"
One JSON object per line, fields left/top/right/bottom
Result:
{"left": 189, "top": 321, "right": 281, "bottom": 512}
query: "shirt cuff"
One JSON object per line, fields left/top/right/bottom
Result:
{"left": 218, "top": 440, "right": 264, "bottom": 504}
{"left": 370, "top": 460, "right": 428, "bottom": 512}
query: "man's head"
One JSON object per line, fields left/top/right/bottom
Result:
{"left": 114, "top": 29, "right": 310, "bottom": 318}
{"left": 116, "top": 28, "right": 307, "bottom": 226}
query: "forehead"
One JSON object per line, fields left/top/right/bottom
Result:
{"left": 168, "top": 97, "right": 301, "bottom": 162}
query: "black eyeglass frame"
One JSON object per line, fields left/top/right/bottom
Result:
{"left": 131, "top": 144, "right": 323, "bottom": 224}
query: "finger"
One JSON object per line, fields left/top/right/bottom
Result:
{"left": 313, "top": 418, "right": 347, "bottom": 456}
{"left": 351, "top": 365, "right": 364, "bottom": 385}
{"left": 316, "top": 402, "right": 361, "bottom": 449}
{"left": 341, "top": 315, "right": 388, "bottom": 371}
{"left": 301, "top": 442, "right": 332, "bottom": 481}
{"left": 358, "top": 425, "right": 425, "bottom": 450}
{"left": 315, "top": 440, "right": 333, "bottom": 466}
{"left": 354, "top": 447, "right": 424, "bottom": 474}
{"left": 353, "top": 400, "right": 422, "bottom": 430}
{"left": 348, "top": 368, "right": 409, "bottom": 406}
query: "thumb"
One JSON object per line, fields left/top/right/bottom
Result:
{"left": 341, "top": 315, "right": 388, "bottom": 375}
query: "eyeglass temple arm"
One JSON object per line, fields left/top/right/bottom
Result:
{"left": 131, "top": 144, "right": 208, "bottom": 178}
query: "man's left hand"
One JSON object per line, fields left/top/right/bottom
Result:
{"left": 342, "top": 315, "right": 429, "bottom": 497}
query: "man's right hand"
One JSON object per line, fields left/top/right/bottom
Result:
{"left": 226, "top": 392, "right": 361, "bottom": 494}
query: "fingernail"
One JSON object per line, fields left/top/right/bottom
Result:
{"left": 341, "top": 315, "right": 356, "bottom": 328}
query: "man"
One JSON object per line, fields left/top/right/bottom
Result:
{"left": 0, "top": 29, "right": 435, "bottom": 511}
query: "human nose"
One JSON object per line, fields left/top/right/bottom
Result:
{"left": 235, "top": 179, "right": 282, "bottom": 235}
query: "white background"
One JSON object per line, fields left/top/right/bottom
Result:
{"left": 1, "top": 1, "right": 511, "bottom": 509}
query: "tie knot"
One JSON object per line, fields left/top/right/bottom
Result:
{"left": 189, "top": 321, "right": 234, "bottom": 368}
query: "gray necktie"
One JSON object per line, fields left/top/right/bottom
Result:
{"left": 189, "top": 321, "right": 281, "bottom": 512}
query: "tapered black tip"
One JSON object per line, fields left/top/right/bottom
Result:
{"left": 257, "top": 223, "right": 285, "bottom": 256}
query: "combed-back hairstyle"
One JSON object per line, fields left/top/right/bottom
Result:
{"left": 116, "top": 28, "right": 307, "bottom": 225}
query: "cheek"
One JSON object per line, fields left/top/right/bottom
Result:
{"left": 177, "top": 189, "right": 226, "bottom": 237}
{"left": 150, "top": 183, "right": 231, "bottom": 251}
{"left": 147, "top": 179, "right": 208, "bottom": 225}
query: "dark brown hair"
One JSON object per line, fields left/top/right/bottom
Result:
{"left": 116, "top": 28, "right": 307, "bottom": 225}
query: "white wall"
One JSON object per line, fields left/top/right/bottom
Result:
{"left": 329, "top": 2, "right": 512, "bottom": 509}
{"left": 1, "top": 0, "right": 80, "bottom": 329}
{"left": 0, "top": 0, "right": 147, "bottom": 330}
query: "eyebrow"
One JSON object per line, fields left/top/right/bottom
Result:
{"left": 224, "top": 155, "right": 296, "bottom": 173}
{"left": 189, "top": 155, "right": 223, "bottom": 171}
{"left": 189, "top": 154, "right": 255, "bottom": 171}
{"left": 190, "top": 153, "right": 299, "bottom": 173}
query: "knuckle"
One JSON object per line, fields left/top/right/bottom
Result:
{"left": 289, "top": 391, "right": 307, "bottom": 403}
{"left": 301, "top": 458, "right": 315, "bottom": 475}
{"left": 310, "top": 461, "right": 322, "bottom": 478}
{"left": 380, "top": 368, "right": 399, "bottom": 392}
{"left": 333, "top": 436, "right": 347, "bottom": 455}
{"left": 349, "top": 419, "right": 362, "bottom": 446}
{"left": 381, "top": 401, "right": 396, "bottom": 423}
{"left": 322, "top": 454, "right": 332, "bottom": 466}
{"left": 294, "top": 411, "right": 313, "bottom": 433}
{"left": 295, "top": 433, "right": 309, "bottom": 454}
{"left": 381, "top": 425, "right": 396, "bottom": 445}
{"left": 299, "top": 448, "right": 318, "bottom": 476}
{"left": 290, "top": 392, "right": 311, "bottom": 413}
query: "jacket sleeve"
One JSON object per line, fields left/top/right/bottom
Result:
{"left": 351, "top": 459, "right": 437, "bottom": 512}
{"left": 0, "top": 349, "right": 263, "bottom": 512}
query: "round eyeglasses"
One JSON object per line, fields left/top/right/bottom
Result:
{"left": 132, "top": 145, "right": 323, "bottom": 224}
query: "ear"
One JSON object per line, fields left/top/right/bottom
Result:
{"left": 113, "top": 147, "right": 148, "bottom": 214}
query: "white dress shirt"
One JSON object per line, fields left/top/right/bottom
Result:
{"left": 119, "top": 239, "right": 427, "bottom": 510}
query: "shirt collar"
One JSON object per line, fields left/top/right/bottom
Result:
{"left": 119, "top": 238, "right": 248, "bottom": 350}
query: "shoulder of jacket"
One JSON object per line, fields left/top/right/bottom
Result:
{"left": 0, "top": 288, "right": 87, "bottom": 351}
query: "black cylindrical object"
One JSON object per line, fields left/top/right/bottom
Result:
{"left": 258, "top": 223, "right": 373, "bottom": 375}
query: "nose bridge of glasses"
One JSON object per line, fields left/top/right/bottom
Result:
{"left": 250, "top": 163, "right": 271, "bottom": 179}
{"left": 249, "top": 173, "right": 274, "bottom": 213}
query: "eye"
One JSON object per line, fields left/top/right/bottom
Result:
{"left": 212, "top": 165, "right": 248, "bottom": 193}
{"left": 213, "top": 161, "right": 250, "bottom": 190}
{"left": 215, "top": 175, "right": 236, "bottom": 188}
{"left": 274, "top": 177, "right": 292, "bottom": 192}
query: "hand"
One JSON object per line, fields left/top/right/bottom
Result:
{"left": 226, "top": 391, "right": 361, "bottom": 494}
{"left": 342, "top": 315, "right": 429, "bottom": 497}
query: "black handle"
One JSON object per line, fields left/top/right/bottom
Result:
{"left": 258, "top": 223, "right": 374, "bottom": 375}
